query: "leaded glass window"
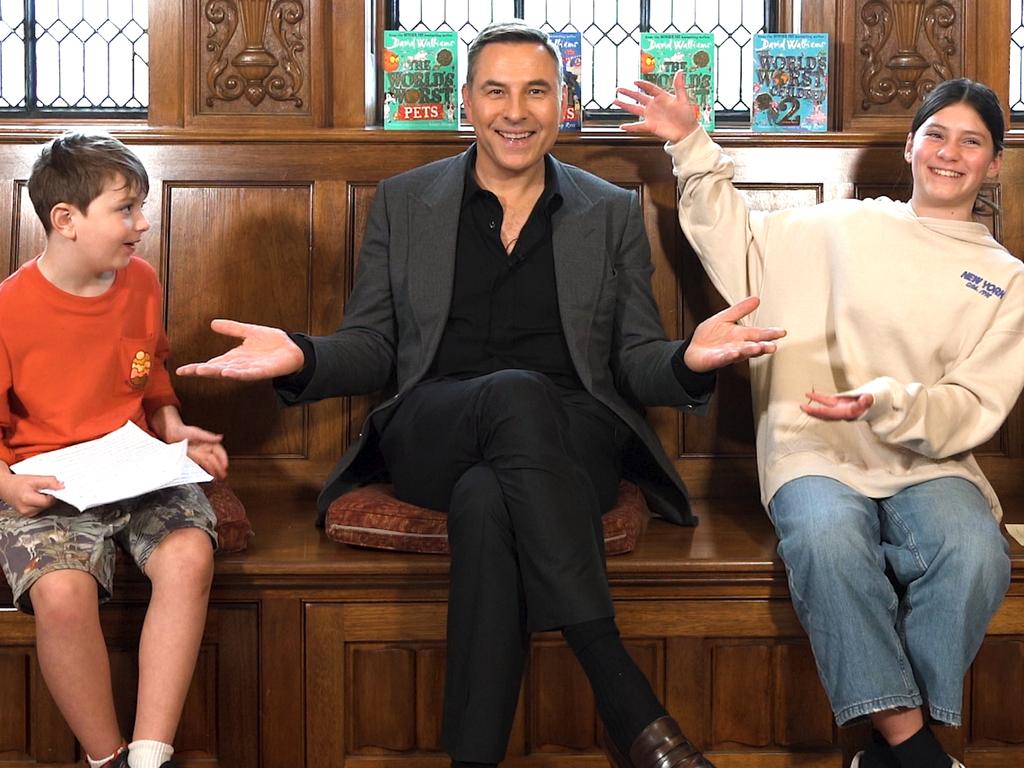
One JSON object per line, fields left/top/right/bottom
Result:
{"left": 0, "top": 0, "right": 148, "bottom": 116}
{"left": 388, "top": 0, "right": 777, "bottom": 122}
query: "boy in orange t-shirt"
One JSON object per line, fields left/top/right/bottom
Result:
{"left": 0, "top": 133, "right": 227, "bottom": 768}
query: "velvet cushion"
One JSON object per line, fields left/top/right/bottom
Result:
{"left": 325, "top": 479, "right": 649, "bottom": 555}
{"left": 202, "top": 480, "right": 253, "bottom": 553}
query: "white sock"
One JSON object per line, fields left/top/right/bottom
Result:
{"left": 87, "top": 744, "right": 125, "bottom": 768}
{"left": 127, "top": 739, "right": 173, "bottom": 768}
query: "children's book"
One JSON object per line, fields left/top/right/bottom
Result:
{"left": 751, "top": 33, "right": 829, "bottom": 132}
{"left": 639, "top": 32, "right": 715, "bottom": 132}
{"left": 382, "top": 30, "right": 459, "bottom": 130}
{"left": 549, "top": 31, "right": 583, "bottom": 130}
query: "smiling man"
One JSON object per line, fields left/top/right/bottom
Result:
{"left": 178, "top": 21, "right": 784, "bottom": 768}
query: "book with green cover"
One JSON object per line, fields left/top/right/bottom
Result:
{"left": 639, "top": 32, "right": 715, "bottom": 132}
{"left": 382, "top": 30, "right": 459, "bottom": 130}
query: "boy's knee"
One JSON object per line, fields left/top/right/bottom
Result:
{"left": 146, "top": 528, "right": 214, "bottom": 587}
{"left": 29, "top": 569, "right": 98, "bottom": 624}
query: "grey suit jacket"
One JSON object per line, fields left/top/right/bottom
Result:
{"left": 278, "top": 148, "right": 711, "bottom": 525}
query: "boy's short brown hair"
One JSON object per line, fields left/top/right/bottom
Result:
{"left": 28, "top": 132, "right": 149, "bottom": 234}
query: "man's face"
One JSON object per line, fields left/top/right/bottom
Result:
{"left": 462, "top": 41, "right": 563, "bottom": 183}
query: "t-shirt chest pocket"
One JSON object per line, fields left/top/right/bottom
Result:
{"left": 117, "top": 335, "right": 156, "bottom": 393}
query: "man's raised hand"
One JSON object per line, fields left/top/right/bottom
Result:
{"left": 176, "top": 319, "right": 306, "bottom": 381}
{"left": 683, "top": 296, "right": 786, "bottom": 373}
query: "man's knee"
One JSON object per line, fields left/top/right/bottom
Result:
{"left": 476, "top": 369, "right": 562, "bottom": 421}
{"left": 447, "top": 463, "right": 513, "bottom": 548}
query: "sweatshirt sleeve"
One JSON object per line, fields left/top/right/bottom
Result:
{"left": 842, "top": 281, "right": 1024, "bottom": 458}
{"left": 666, "top": 128, "right": 769, "bottom": 312}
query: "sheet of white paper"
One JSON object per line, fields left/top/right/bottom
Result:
{"left": 1005, "top": 524, "right": 1024, "bottom": 548}
{"left": 11, "top": 421, "right": 213, "bottom": 511}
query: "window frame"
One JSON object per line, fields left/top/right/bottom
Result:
{"left": 0, "top": 0, "right": 148, "bottom": 119}
{"left": 383, "top": 0, "right": 779, "bottom": 126}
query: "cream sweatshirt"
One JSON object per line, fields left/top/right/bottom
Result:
{"left": 668, "top": 128, "right": 1024, "bottom": 518}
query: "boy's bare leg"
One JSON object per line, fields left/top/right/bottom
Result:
{"left": 133, "top": 528, "right": 214, "bottom": 741}
{"left": 31, "top": 569, "right": 123, "bottom": 758}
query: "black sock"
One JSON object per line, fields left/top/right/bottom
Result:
{"left": 451, "top": 762, "right": 497, "bottom": 768}
{"left": 562, "top": 617, "right": 665, "bottom": 756}
{"left": 890, "top": 727, "right": 953, "bottom": 768}
{"left": 858, "top": 730, "right": 900, "bottom": 768}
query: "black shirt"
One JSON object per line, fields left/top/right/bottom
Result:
{"left": 426, "top": 149, "right": 582, "bottom": 389}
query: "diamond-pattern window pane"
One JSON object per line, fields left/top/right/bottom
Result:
{"left": 398, "top": 0, "right": 517, "bottom": 95}
{"left": 0, "top": 0, "right": 26, "bottom": 108}
{"left": 1, "top": 0, "right": 147, "bottom": 115}
{"left": 396, "top": 0, "right": 772, "bottom": 120}
{"left": 1012, "top": 0, "right": 1024, "bottom": 116}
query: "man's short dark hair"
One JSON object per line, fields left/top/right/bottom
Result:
{"left": 466, "top": 21, "right": 564, "bottom": 93}
{"left": 28, "top": 132, "right": 149, "bottom": 234}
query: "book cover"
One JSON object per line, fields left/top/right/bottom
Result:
{"left": 751, "top": 33, "right": 829, "bottom": 132}
{"left": 382, "top": 30, "right": 459, "bottom": 130}
{"left": 549, "top": 30, "right": 583, "bottom": 130}
{"left": 639, "top": 32, "right": 715, "bottom": 132}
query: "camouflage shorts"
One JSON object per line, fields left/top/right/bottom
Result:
{"left": 0, "top": 483, "right": 217, "bottom": 613}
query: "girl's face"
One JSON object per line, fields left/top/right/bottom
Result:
{"left": 905, "top": 101, "right": 1002, "bottom": 221}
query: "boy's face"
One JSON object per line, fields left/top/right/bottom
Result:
{"left": 67, "top": 174, "right": 149, "bottom": 273}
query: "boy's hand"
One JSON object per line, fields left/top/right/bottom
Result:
{"left": 149, "top": 407, "right": 229, "bottom": 480}
{"left": 801, "top": 391, "right": 874, "bottom": 421}
{"left": 176, "top": 319, "right": 305, "bottom": 380}
{"left": 0, "top": 472, "right": 63, "bottom": 516}
{"left": 615, "top": 71, "right": 700, "bottom": 143}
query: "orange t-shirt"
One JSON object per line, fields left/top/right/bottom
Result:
{"left": 0, "top": 256, "right": 179, "bottom": 466}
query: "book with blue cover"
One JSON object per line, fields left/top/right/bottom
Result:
{"left": 549, "top": 30, "right": 583, "bottom": 130}
{"left": 382, "top": 30, "right": 459, "bottom": 130}
{"left": 751, "top": 33, "right": 829, "bottom": 132}
{"left": 639, "top": 32, "right": 716, "bottom": 132}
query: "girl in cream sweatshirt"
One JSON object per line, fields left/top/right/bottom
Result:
{"left": 615, "top": 77, "right": 1023, "bottom": 768}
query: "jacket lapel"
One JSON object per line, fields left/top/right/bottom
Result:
{"left": 551, "top": 160, "right": 603, "bottom": 389}
{"left": 406, "top": 150, "right": 468, "bottom": 368}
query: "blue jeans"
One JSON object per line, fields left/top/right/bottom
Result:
{"left": 769, "top": 476, "right": 1010, "bottom": 726}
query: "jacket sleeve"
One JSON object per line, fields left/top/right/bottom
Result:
{"left": 667, "top": 128, "right": 769, "bottom": 312}
{"left": 278, "top": 182, "right": 398, "bottom": 405}
{"left": 844, "top": 278, "right": 1024, "bottom": 458}
{"left": 609, "top": 188, "right": 712, "bottom": 412}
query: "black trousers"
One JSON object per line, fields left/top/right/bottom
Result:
{"left": 377, "top": 370, "right": 626, "bottom": 762}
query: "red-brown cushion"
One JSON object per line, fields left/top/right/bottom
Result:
{"left": 202, "top": 480, "right": 253, "bottom": 553}
{"left": 325, "top": 479, "right": 649, "bottom": 556}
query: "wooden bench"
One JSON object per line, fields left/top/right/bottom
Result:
{"left": 2, "top": 479, "right": 1022, "bottom": 768}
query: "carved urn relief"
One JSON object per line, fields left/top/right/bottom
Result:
{"left": 859, "top": 0, "right": 958, "bottom": 111}
{"left": 202, "top": 0, "right": 306, "bottom": 112}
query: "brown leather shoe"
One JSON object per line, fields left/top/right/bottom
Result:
{"left": 602, "top": 716, "right": 715, "bottom": 768}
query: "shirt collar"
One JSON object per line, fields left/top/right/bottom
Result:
{"left": 462, "top": 145, "right": 563, "bottom": 213}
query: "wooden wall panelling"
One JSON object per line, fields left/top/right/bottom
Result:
{"left": 0, "top": 648, "right": 30, "bottom": 758}
{"left": 183, "top": 0, "right": 325, "bottom": 129}
{"left": 260, "top": 597, "right": 305, "bottom": 767}
{"left": 305, "top": 603, "right": 346, "bottom": 768}
{"left": 164, "top": 183, "right": 312, "bottom": 460}
{"left": 148, "top": 0, "right": 186, "bottom": 126}
{"left": 839, "top": 0, "right": 968, "bottom": 131}
{"left": 331, "top": 0, "right": 376, "bottom": 128}
{"left": 772, "top": 643, "right": 835, "bottom": 748}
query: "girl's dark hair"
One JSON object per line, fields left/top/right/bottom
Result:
{"left": 910, "top": 78, "right": 1005, "bottom": 154}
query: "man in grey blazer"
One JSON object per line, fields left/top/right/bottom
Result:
{"left": 179, "top": 21, "right": 782, "bottom": 768}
